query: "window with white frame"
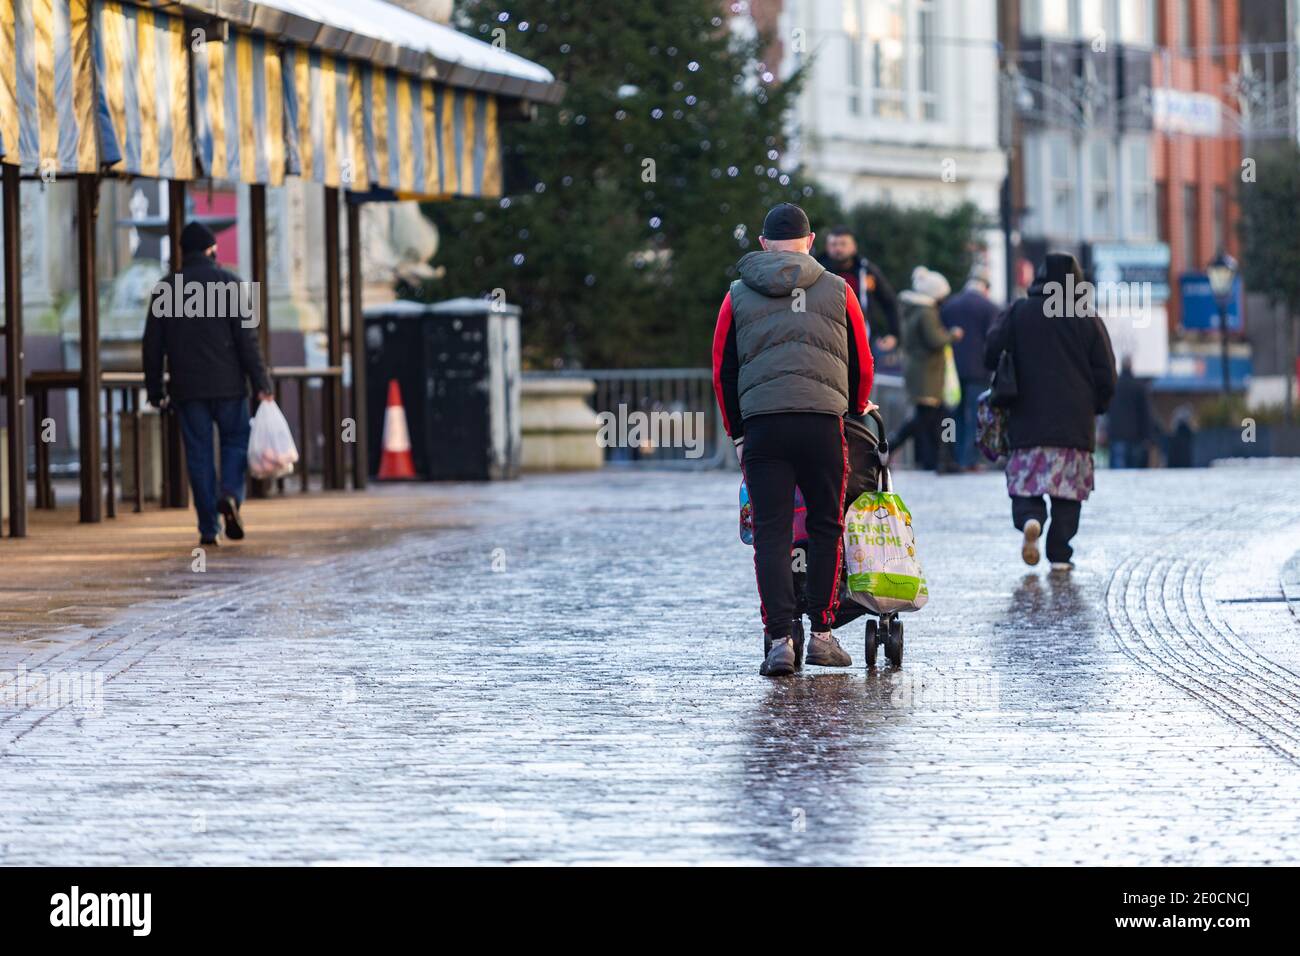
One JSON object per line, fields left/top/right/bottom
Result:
{"left": 845, "top": 1, "right": 862, "bottom": 115}
{"left": 1125, "top": 137, "right": 1154, "bottom": 239}
{"left": 1022, "top": 0, "right": 1153, "bottom": 44}
{"left": 1080, "top": 0, "right": 1108, "bottom": 41}
{"left": 867, "top": 0, "right": 907, "bottom": 119}
{"left": 1118, "top": 0, "right": 1153, "bottom": 45}
{"left": 841, "top": 0, "right": 941, "bottom": 123}
{"left": 1048, "top": 134, "right": 1077, "bottom": 236}
{"left": 1090, "top": 138, "right": 1114, "bottom": 236}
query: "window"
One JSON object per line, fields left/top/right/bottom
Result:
{"left": 846, "top": 1, "right": 862, "bottom": 114}
{"left": 868, "top": 0, "right": 906, "bottom": 119}
{"left": 1090, "top": 139, "right": 1114, "bottom": 236}
{"left": 1049, "top": 135, "right": 1077, "bottom": 236}
{"left": 1182, "top": 184, "right": 1199, "bottom": 271}
{"left": 1212, "top": 186, "right": 1226, "bottom": 254}
{"left": 1080, "top": 0, "right": 1107, "bottom": 42}
{"left": 917, "top": 0, "right": 938, "bottom": 120}
{"left": 1119, "top": 0, "right": 1153, "bottom": 45}
{"left": 1126, "top": 138, "right": 1154, "bottom": 238}
{"left": 1034, "top": 0, "right": 1071, "bottom": 37}
{"left": 850, "top": 0, "right": 940, "bottom": 123}
{"left": 1177, "top": 0, "right": 1193, "bottom": 53}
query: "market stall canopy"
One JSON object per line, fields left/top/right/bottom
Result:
{"left": 3, "top": 0, "right": 561, "bottom": 196}
{"left": 93, "top": 0, "right": 196, "bottom": 179}
{"left": 178, "top": 0, "right": 562, "bottom": 105}
{"left": 0, "top": 0, "right": 98, "bottom": 173}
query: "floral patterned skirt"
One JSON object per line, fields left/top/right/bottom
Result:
{"left": 1005, "top": 446, "right": 1095, "bottom": 501}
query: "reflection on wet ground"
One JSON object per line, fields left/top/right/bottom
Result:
{"left": 2, "top": 468, "right": 1300, "bottom": 864}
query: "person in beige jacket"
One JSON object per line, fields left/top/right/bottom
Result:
{"left": 890, "top": 266, "right": 961, "bottom": 471}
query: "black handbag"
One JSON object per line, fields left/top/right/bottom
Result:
{"left": 990, "top": 301, "right": 1020, "bottom": 408}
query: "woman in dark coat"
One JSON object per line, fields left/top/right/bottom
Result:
{"left": 984, "top": 253, "right": 1117, "bottom": 570}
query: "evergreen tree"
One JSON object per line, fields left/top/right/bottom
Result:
{"left": 413, "top": 0, "right": 834, "bottom": 368}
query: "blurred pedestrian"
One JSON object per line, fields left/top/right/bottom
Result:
{"left": 713, "top": 203, "right": 874, "bottom": 677}
{"left": 984, "top": 252, "right": 1116, "bottom": 572}
{"left": 890, "top": 266, "right": 959, "bottom": 472}
{"left": 143, "top": 222, "right": 273, "bottom": 547}
{"left": 817, "top": 225, "right": 900, "bottom": 353}
{"left": 1108, "top": 357, "right": 1156, "bottom": 468}
{"left": 941, "top": 269, "right": 999, "bottom": 469}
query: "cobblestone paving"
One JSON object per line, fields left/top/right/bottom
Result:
{"left": 2, "top": 466, "right": 1300, "bottom": 865}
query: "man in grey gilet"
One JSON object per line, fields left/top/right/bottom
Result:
{"left": 712, "top": 204, "right": 875, "bottom": 677}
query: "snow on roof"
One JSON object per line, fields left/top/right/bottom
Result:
{"left": 186, "top": 0, "right": 561, "bottom": 102}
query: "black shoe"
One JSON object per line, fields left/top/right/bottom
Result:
{"left": 760, "top": 637, "right": 797, "bottom": 677}
{"left": 218, "top": 495, "right": 245, "bottom": 540}
{"left": 199, "top": 536, "right": 219, "bottom": 547}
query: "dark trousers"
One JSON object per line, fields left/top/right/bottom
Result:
{"left": 743, "top": 413, "right": 847, "bottom": 639}
{"left": 1011, "top": 495, "right": 1082, "bottom": 564}
{"left": 176, "top": 397, "right": 250, "bottom": 539}
{"left": 1109, "top": 440, "right": 1148, "bottom": 469}
{"left": 954, "top": 377, "right": 986, "bottom": 468}
{"left": 892, "top": 403, "right": 943, "bottom": 470}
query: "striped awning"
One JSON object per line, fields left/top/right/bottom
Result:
{"left": 192, "top": 27, "right": 285, "bottom": 185}
{"left": 0, "top": 0, "right": 97, "bottom": 173}
{"left": 282, "top": 46, "right": 367, "bottom": 191}
{"left": 285, "top": 48, "right": 502, "bottom": 200}
{"left": 92, "top": 0, "right": 193, "bottom": 179}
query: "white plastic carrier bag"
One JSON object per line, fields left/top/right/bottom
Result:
{"left": 247, "top": 400, "right": 299, "bottom": 480}
{"left": 843, "top": 489, "right": 929, "bottom": 614}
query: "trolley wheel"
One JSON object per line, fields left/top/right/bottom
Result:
{"left": 865, "top": 619, "right": 880, "bottom": 668}
{"left": 884, "top": 618, "right": 904, "bottom": 668}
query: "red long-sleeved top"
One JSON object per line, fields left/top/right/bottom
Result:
{"left": 711, "top": 291, "right": 873, "bottom": 440}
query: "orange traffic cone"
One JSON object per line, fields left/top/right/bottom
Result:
{"left": 377, "top": 379, "right": 417, "bottom": 480}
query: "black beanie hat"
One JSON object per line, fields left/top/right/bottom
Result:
{"left": 180, "top": 221, "right": 218, "bottom": 255}
{"left": 761, "top": 202, "right": 810, "bottom": 240}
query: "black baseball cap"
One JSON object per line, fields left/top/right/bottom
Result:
{"left": 761, "top": 202, "right": 810, "bottom": 240}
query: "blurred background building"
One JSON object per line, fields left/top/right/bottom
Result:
{"left": 759, "top": 0, "right": 1008, "bottom": 301}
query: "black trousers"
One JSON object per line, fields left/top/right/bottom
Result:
{"left": 743, "top": 412, "right": 847, "bottom": 639}
{"left": 1011, "top": 495, "right": 1082, "bottom": 563}
{"left": 891, "top": 403, "right": 943, "bottom": 471}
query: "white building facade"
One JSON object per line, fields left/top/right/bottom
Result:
{"left": 772, "top": 0, "right": 1008, "bottom": 300}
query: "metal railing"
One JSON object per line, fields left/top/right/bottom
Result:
{"left": 529, "top": 368, "right": 908, "bottom": 469}
{"left": 2, "top": 366, "right": 349, "bottom": 521}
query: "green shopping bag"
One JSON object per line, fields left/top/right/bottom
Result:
{"left": 942, "top": 344, "right": 961, "bottom": 408}
{"left": 844, "top": 490, "right": 929, "bottom": 614}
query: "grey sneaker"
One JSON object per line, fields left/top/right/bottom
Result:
{"left": 760, "top": 637, "right": 797, "bottom": 677}
{"left": 806, "top": 631, "right": 852, "bottom": 667}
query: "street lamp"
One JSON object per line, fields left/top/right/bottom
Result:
{"left": 1206, "top": 250, "right": 1238, "bottom": 395}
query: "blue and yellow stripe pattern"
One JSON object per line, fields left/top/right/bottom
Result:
{"left": 0, "top": 0, "right": 96, "bottom": 173}
{"left": 92, "top": 0, "right": 193, "bottom": 179}
{"left": 285, "top": 46, "right": 501, "bottom": 200}
{"left": 192, "top": 26, "right": 284, "bottom": 185}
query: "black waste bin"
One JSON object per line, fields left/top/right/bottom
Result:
{"left": 364, "top": 298, "right": 521, "bottom": 480}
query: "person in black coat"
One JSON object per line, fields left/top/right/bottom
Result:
{"left": 984, "top": 252, "right": 1117, "bottom": 570}
{"left": 1108, "top": 358, "right": 1156, "bottom": 468}
{"left": 143, "top": 222, "right": 273, "bottom": 546}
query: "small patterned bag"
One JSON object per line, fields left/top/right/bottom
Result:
{"left": 975, "top": 388, "right": 1009, "bottom": 463}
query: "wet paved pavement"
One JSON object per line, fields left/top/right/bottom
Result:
{"left": 3, "top": 466, "right": 1300, "bottom": 865}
